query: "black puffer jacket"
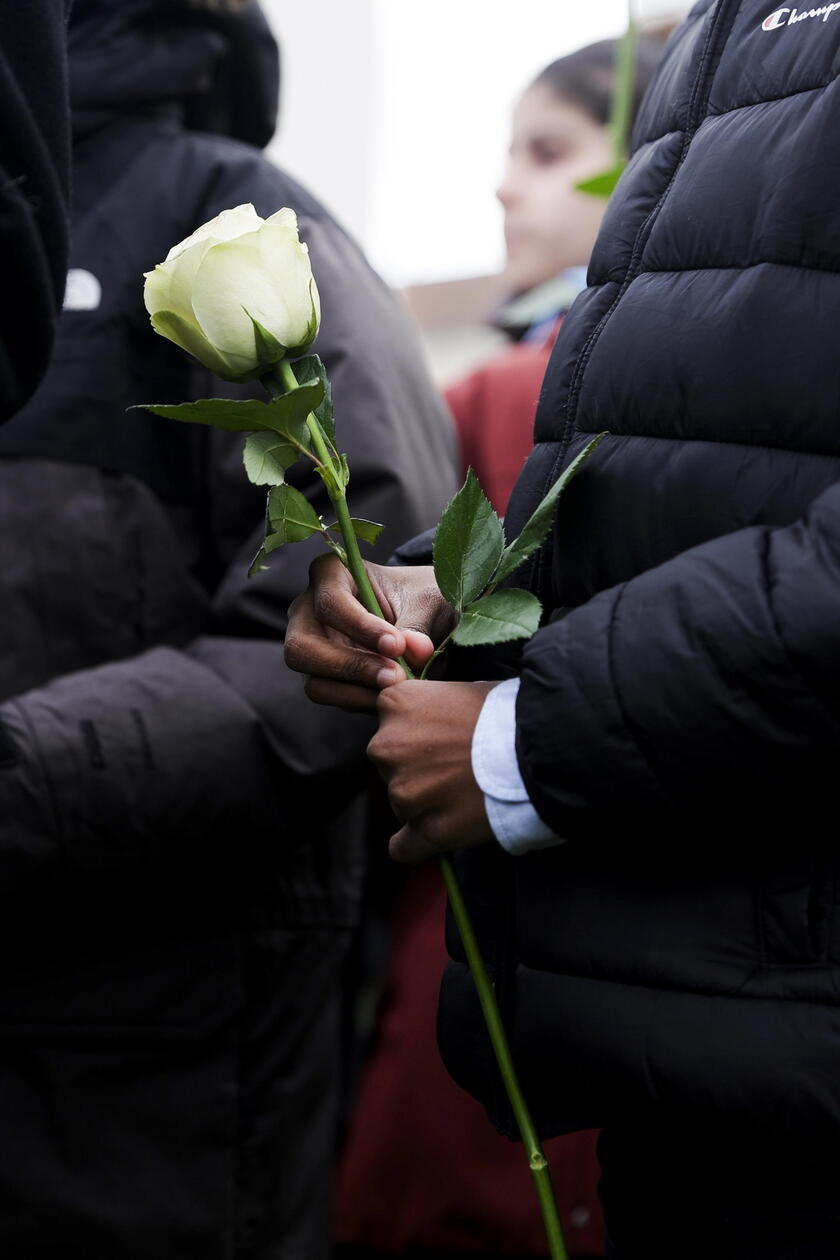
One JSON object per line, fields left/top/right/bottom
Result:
{"left": 440, "top": 0, "right": 840, "bottom": 1145}
{"left": 0, "top": 3, "right": 456, "bottom": 1257}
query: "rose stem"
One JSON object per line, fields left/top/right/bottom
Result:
{"left": 439, "top": 858, "right": 568, "bottom": 1260}
{"left": 272, "top": 359, "right": 569, "bottom": 1260}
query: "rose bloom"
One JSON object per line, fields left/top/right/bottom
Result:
{"left": 143, "top": 204, "right": 320, "bottom": 382}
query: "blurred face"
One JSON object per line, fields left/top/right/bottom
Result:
{"left": 497, "top": 82, "right": 615, "bottom": 295}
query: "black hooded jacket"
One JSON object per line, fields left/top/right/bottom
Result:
{"left": 0, "top": 4, "right": 456, "bottom": 1257}
{"left": 0, "top": 0, "right": 70, "bottom": 422}
{"left": 438, "top": 0, "right": 840, "bottom": 1148}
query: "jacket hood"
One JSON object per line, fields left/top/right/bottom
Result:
{"left": 69, "top": 0, "right": 280, "bottom": 147}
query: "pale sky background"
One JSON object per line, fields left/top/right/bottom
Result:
{"left": 263, "top": 1, "right": 685, "bottom": 288}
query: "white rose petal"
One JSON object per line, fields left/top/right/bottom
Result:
{"left": 143, "top": 262, "right": 174, "bottom": 317}
{"left": 167, "top": 238, "right": 216, "bottom": 330}
{"left": 144, "top": 204, "right": 320, "bottom": 380}
{"left": 265, "top": 207, "right": 299, "bottom": 231}
{"left": 150, "top": 309, "right": 232, "bottom": 379}
{"left": 165, "top": 203, "right": 262, "bottom": 262}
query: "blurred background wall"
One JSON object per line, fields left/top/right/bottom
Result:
{"left": 261, "top": 0, "right": 690, "bottom": 381}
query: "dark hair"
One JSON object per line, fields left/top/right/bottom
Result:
{"left": 532, "top": 36, "right": 664, "bottom": 130}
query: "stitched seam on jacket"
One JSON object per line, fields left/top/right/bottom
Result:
{"left": 640, "top": 260, "right": 840, "bottom": 278}
{"left": 708, "top": 73, "right": 839, "bottom": 119}
{"left": 565, "top": 428, "right": 840, "bottom": 461}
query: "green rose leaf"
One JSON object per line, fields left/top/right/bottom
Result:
{"left": 494, "top": 433, "right": 606, "bottom": 585}
{"left": 266, "top": 483, "right": 325, "bottom": 544}
{"left": 134, "top": 380, "right": 323, "bottom": 444}
{"left": 243, "top": 431, "right": 299, "bottom": 486}
{"left": 326, "top": 517, "right": 384, "bottom": 547}
{"left": 433, "top": 469, "right": 504, "bottom": 611}
{"left": 452, "top": 588, "right": 543, "bottom": 647}
{"left": 291, "top": 353, "right": 335, "bottom": 446}
{"left": 576, "top": 162, "right": 627, "bottom": 199}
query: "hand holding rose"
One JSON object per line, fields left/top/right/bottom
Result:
{"left": 369, "top": 679, "right": 496, "bottom": 862}
{"left": 285, "top": 554, "right": 455, "bottom": 711}
{"left": 285, "top": 556, "right": 494, "bottom": 860}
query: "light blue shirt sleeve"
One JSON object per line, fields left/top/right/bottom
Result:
{"left": 471, "top": 678, "right": 566, "bottom": 857}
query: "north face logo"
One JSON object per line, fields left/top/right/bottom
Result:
{"left": 762, "top": 3, "right": 840, "bottom": 29}
{"left": 63, "top": 269, "right": 101, "bottom": 311}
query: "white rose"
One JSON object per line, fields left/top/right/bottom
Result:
{"left": 143, "top": 204, "right": 321, "bottom": 382}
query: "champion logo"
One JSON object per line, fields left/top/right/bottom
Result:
{"left": 762, "top": 2, "right": 840, "bottom": 29}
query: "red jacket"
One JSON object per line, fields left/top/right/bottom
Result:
{"left": 335, "top": 865, "right": 603, "bottom": 1256}
{"left": 446, "top": 322, "right": 562, "bottom": 515}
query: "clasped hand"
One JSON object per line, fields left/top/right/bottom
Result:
{"left": 285, "top": 555, "right": 496, "bottom": 861}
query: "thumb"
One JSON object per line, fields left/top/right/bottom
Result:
{"left": 400, "top": 628, "right": 435, "bottom": 671}
{"left": 373, "top": 625, "right": 433, "bottom": 671}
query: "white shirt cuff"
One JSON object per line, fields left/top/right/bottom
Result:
{"left": 471, "top": 678, "right": 565, "bottom": 857}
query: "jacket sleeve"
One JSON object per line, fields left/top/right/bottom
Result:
{"left": 0, "top": 205, "right": 457, "bottom": 889}
{"left": 516, "top": 477, "right": 840, "bottom": 838}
